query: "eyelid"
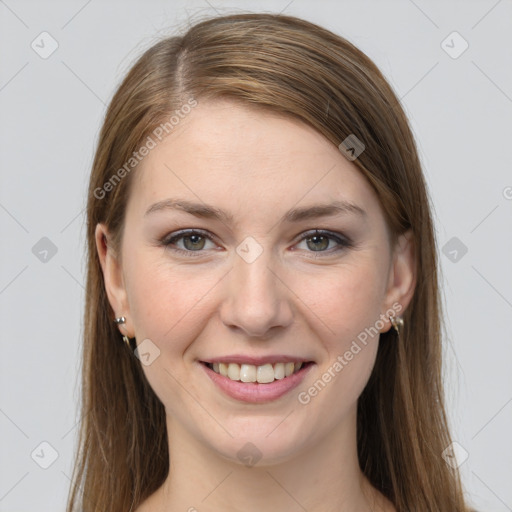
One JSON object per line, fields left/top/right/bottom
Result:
{"left": 162, "top": 228, "right": 215, "bottom": 243}
{"left": 293, "top": 229, "right": 351, "bottom": 245}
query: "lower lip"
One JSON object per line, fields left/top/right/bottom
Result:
{"left": 200, "top": 362, "right": 314, "bottom": 403}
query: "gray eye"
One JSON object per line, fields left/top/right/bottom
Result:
{"left": 182, "top": 234, "right": 207, "bottom": 251}
{"left": 305, "top": 235, "right": 331, "bottom": 251}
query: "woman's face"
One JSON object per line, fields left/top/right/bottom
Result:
{"left": 97, "top": 99, "right": 415, "bottom": 465}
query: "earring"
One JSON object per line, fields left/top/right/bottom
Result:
{"left": 122, "top": 335, "right": 132, "bottom": 349}
{"left": 114, "top": 316, "right": 132, "bottom": 349}
{"left": 389, "top": 314, "right": 404, "bottom": 336}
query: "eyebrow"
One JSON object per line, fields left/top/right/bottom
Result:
{"left": 144, "top": 198, "right": 366, "bottom": 223}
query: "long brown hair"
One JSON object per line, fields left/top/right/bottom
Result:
{"left": 67, "top": 12, "right": 471, "bottom": 511}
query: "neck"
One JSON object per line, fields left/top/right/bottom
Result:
{"left": 148, "top": 407, "right": 390, "bottom": 512}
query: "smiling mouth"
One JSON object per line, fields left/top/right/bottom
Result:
{"left": 202, "top": 361, "right": 313, "bottom": 384}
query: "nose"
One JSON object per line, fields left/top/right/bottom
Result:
{"left": 219, "top": 250, "right": 294, "bottom": 339}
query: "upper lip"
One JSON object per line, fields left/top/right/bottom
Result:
{"left": 201, "top": 355, "right": 312, "bottom": 366}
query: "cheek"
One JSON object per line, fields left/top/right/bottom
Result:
{"left": 293, "top": 256, "right": 386, "bottom": 347}
{"left": 124, "top": 253, "right": 222, "bottom": 410}
{"left": 292, "top": 264, "right": 383, "bottom": 431}
{"left": 125, "top": 251, "right": 221, "bottom": 352}
{"left": 290, "top": 257, "right": 385, "bottom": 404}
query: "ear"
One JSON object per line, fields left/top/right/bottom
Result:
{"left": 95, "top": 223, "right": 134, "bottom": 338}
{"left": 379, "top": 228, "right": 416, "bottom": 333}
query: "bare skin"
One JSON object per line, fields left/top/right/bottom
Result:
{"left": 96, "top": 99, "right": 414, "bottom": 511}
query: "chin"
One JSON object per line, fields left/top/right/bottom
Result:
{"left": 200, "top": 414, "right": 315, "bottom": 467}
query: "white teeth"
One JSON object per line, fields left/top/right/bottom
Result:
{"left": 240, "top": 364, "right": 256, "bottom": 382}
{"left": 273, "top": 362, "right": 285, "bottom": 380}
{"left": 257, "top": 363, "right": 274, "bottom": 383}
{"left": 227, "top": 363, "right": 240, "bottom": 381}
{"left": 209, "top": 361, "right": 306, "bottom": 383}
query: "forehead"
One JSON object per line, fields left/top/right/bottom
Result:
{"left": 127, "top": 99, "right": 383, "bottom": 224}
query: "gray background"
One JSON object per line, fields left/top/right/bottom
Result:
{"left": 1, "top": 0, "right": 511, "bottom": 510}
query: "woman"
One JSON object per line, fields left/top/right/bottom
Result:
{"left": 67, "top": 12, "right": 473, "bottom": 512}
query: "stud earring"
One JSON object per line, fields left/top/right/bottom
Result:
{"left": 114, "top": 316, "right": 133, "bottom": 349}
{"left": 389, "top": 314, "right": 404, "bottom": 336}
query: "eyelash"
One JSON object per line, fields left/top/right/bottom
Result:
{"left": 160, "top": 229, "right": 353, "bottom": 258}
